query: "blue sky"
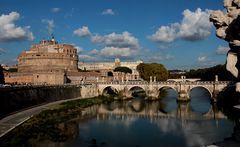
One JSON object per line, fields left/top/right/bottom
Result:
{"left": 0, "top": 0, "right": 229, "bottom": 70}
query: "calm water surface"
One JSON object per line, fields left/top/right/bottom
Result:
{"left": 64, "top": 88, "right": 235, "bottom": 147}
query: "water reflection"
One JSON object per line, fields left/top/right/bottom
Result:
{"left": 99, "top": 99, "right": 226, "bottom": 120}
{"left": 29, "top": 88, "right": 236, "bottom": 147}
{"left": 71, "top": 99, "right": 233, "bottom": 147}
{"left": 190, "top": 87, "right": 211, "bottom": 113}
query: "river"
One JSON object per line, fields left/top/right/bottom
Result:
{"left": 62, "top": 88, "right": 235, "bottom": 147}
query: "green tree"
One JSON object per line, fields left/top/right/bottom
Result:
{"left": 137, "top": 63, "right": 168, "bottom": 81}
{"left": 113, "top": 66, "right": 132, "bottom": 74}
{"left": 0, "top": 65, "right": 5, "bottom": 84}
{"left": 185, "top": 64, "right": 236, "bottom": 81}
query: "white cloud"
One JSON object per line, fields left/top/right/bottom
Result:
{"left": 102, "top": 9, "right": 115, "bottom": 15}
{"left": 75, "top": 46, "right": 84, "bottom": 54}
{"left": 41, "top": 19, "right": 54, "bottom": 35}
{"left": 51, "top": 8, "right": 61, "bottom": 13}
{"left": 148, "top": 24, "right": 178, "bottom": 43}
{"left": 178, "top": 8, "right": 212, "bottom": 41}
{"left": 143, "top": 53, "right": 174, "bottom": 62}
{"left": 216, "top": 45, "right": 229, "bottom": 55}
{"left": 149, "top": 8, "right": 212, "bottom": 43}
{"left": 100, "top": 47, "right": 137, "bottom": 57}
{"left": 78, "top": 54, "right": 95, "bottom": 61}
{"left": 0, "top": 12, "right": 34, "bottom": 42}
{"left": 73, "top": 26, "right": 91, "bottom": 37}
{"left": 89, "top": 49, "right": 99, "bottom": 55}
{"left": 92, "top": 31, "right": 139, "bottom": 49}
{"left": 198, "top": 55, "right": 207, "bottom": 62}
{"left": 91, "top": 31, "right": 140, "bottom": 57}
{"left": 91, "top": 34, "right": 105, "bottom": 43}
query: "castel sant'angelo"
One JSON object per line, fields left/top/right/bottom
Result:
{"left": 5, "top": 38, "right": 79, "bottom": 84}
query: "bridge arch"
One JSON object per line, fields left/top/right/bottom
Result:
{"left": 189, "top": 86, "right": 213, "bottom": 98}
{"left": 158, "top": 86, "right": 178, "bottom": 93}
{"left": 101, "top": 86, "right": 119, "bottom": 96}
{"left": 158, "top": 86, "right": 178, "bottom": 99}
{"left": 128, "top": 86, "right": 146, "bottom": 98}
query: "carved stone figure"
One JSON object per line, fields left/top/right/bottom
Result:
{"left": 210, "top": 0, "right": 240, "bottom": 92}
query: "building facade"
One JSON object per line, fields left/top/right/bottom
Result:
{"left": 5, "top": 38, "right": 79, "bottom": 85}
{"left": 78, "top": 58, "right": 143, "bottom": 80}
{"left": 18, "top": 39, "right": 78, "bottom": 73}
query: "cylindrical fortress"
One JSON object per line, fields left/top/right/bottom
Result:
{"left": 17, "top": 39, "right": 78, "bottom": 73}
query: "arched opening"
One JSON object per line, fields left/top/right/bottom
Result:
{"left": 102, "top": 86, "right": 118, "bottom": 96}
{"left": 107, "top": 71, "right": 113, "bottom": 77}
{"left": 189, "top": 87, "right": 211, "bottom": 113}
{"left": 158, "top": 87, "right": 178, "bottom": 113}
{"left": 129, "top": 86, "right": 146, "bottom": 99}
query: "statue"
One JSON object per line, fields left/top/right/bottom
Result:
{"left": 210, "top": 0, "right": 240, "bottom": 92}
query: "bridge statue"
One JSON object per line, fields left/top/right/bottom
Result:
{"left": 210, "top": 0, "right": 240, "bottom": 92}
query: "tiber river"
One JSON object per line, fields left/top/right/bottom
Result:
{"left": 58, "top": 88, "right": 235, "bottom": 147}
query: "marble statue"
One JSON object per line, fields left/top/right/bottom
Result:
{"left": 210, "top": 0, "right": 240, "bottom": 92}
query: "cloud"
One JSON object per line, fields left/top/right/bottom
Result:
{"left": 89, "top": 49, "right": 99, "bottom": 55}
{"left": 73, "top": 26, "right": 91, "bottom": 37}
{"left": 51, "top": 8, "right": 61, "bottom": 13}
{"left": 100, "top": 47, "right": 137, "bottom": 57}
{"left": 41, "top": 19, "right": 54, "bottom": 35}
{"left": 216, "top": 45, "right": 229, "bottom": 55}
{"left": 78, "top": 54, "right": 96, "bottom": 61}
{"left": 91, "top": 34, "right": 105, "bottom": 43}
{"left": 92, "top": 32, "right": 139, "bottom": 49}
{"left": 149, "top": 8, "right": 212, "bottom": 43}
{"left": 143, "top": 53, "right": 174, "bottom": 62}
{"left": 102, "top": 9, "right": 115, "bottom": 15}
{"left": 198, "top": 55, "right": 207, "bottom": 62}
{"left": 74, "top": 46, "right": 84, "bottom": 54}
{"left": 148, "top": 24, "right": 178, "bottom": 43}
{"left": 0, "top": 12, "right": 34, "bottom": 42}
{"left": 91, "top": 31, "right": 140, "bottom": 57}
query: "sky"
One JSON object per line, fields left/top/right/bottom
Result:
{"left": 0, "top": 0, "right": 230, "bottom": 70}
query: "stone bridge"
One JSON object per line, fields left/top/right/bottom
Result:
{"left": 97, "top": 81, "right": 231, "bottom": 102}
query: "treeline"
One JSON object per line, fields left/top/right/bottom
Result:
{"left": 185, "top": 64, "right": 236, "bottom": 81}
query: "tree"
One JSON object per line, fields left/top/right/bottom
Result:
{"left": 185, "top": 64, "right": 236, "bottom": 81}
{"left": 137, "top": 63, "right": 168, "bottom": 81}
{"left": 0, "top": 65, "right": 5, "bottom": 84}
{"left": 113, "top": 66, "right": 132, "bottom": 74}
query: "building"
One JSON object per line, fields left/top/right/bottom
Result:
{"left": 78, "top": 58, "right": 143, "bottom": 80}
{"left": 18, "top": 38, "right": 78, "bottom": 73}
{"left": 5, "top": 38, "right": 79, "bottom": 85}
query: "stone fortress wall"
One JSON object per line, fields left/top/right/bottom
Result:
{"left": 18, "top": 39, "right": 78, "bottom": 73}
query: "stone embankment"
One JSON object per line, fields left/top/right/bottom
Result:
{"left": 0, "top": 84, "right": 98, "bottom": 119}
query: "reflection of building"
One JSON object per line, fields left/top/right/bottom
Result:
{"left": 78, "top": 58, "right": 143, "bottom": 80}
{"left": 5, "top": 38, "right": 79, "bottom": 85}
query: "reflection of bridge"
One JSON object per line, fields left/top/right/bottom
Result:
{"left": 98, "top": 81, "right": 231, "bottom": 101}
{"left": 97, "top": 100, "right": 227, "bottom": 120}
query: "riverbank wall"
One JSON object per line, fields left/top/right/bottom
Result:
{"left": 0, "top": 84, "right": 99, "bottom": 119}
